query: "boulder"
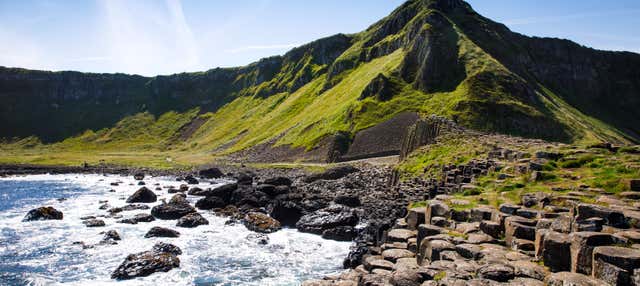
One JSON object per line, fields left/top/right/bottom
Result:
{"left": 111, "top": 243, "right": 180, "bottom": 280}
{"left": 592, "top": 246, "right": 640, "bottom": 285}
{"left": 243, "top": 212, "right": 281, "bottom": 233}
{"left": 184, "top": 175, "right": 199, "bottom": 185}
{"left": 102, "top": 230, "right": 121, "bottom": 242}
{"left": 145, "top": 226, "right": 180, "bottom": 238}
{"left": 570, "top": 232, "right": 616, "bottom": 275}
{"left": 23, "top": 206, "right": 63, "bottom": 221}
{"left": 198, "top": 167, "right": 223, "bottom": 179}
{"left": 235, "top": 172, "right": 253, "bottom": 185}
{"left": 387, "top": 229, "right": 416, "bottom": 243}
{"left": 381, "top": 249, "right": 414, "bottom": 263}
{"left": 303, "top": 165, "right": 359, "bottom": 183}
{"left": 125, "top": 187, "right": 157, "bottom": 203}
{"left": 151, "top": 201, "right": 196, "bottom": 220}
{"left": 544, "top": 272, "right": 607, "bottom": 286}
{"left": 176, "top": 212, "right": 209, "bottom": 228}
{"left": 83, "top": 219, "right": 105, "bottom": 227}
{"left": 195, "top": 196, "right": 226, "bottom": 210}
{"left": 390, "top": 267, "right": 422, "bottom": 286}
{"left": 108, "top": 204, "right": 150, "bottom": 214}
{"left": 262, "top": 176, "right": 292, "bottom": 187}
{"left": 296, "top": 205, "right": 358, "bottom": 234}
{"left": 499, "top": 203, "right": 521, "bottom": 215}
{"left": 201, "top": 183, "right": 238, "bottom": 201}
{"left": 480, "top": 220, "right": 502, "bottom": 239}
{"left": 504, "top": 216, "right": 536, "bottom": 246}
{"left": 133, "top": 173, "right": 144, "bottom": 180}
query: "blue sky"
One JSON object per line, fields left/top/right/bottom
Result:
{"left": 1, "top": 0, "right": 639, "bottom": 76}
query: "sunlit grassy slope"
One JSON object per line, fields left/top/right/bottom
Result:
{"left": 1, "top": 0, "right": 637, "bottom": 168}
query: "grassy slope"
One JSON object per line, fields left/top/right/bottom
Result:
{"left": 0, "top": 2, "right": 635, "bottom": 169}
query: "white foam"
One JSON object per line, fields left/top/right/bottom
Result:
{"left": 0, "top": 174, "right": 351, "bottom": 285}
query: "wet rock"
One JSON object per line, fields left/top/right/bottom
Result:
{"left": 118, "top": 213, "right": 155, "bottom": 224}
{"left": 111, "top": 243, "right": 181, "bottom": 280}
{"left": 322, "top": 226, "right": 356, "bottom": 241}
{"left": 246, "top": 233, "right": 269, "bottom": 245}
{"left": 23, "top": 206, "right": 63, "bottom": 221}
{"left": 269, "top": 200, "right": 303, "bottom": 227}
{"left": 195, "top": 196, "right": 226, "bottom": 210}
{"left": 176, "top": 212, "right": 209, "bottom": 228}
{"left": 83, "top": 219, "right": 105, "bottom": 227}
{"left": 303, "top": 166, "right": 359, "bottom": 183}
{"left": 296, "top": 205, "right": 358, "bottom": 234}
{"left": 125, "top": 187, "right": 157, "bottom": 204}
{"left": 133, "top": 173, "right": 144, "bottom": 180}
{"left": 102, "top": 230, "right": 121, "bottom": 242}
{"left": 145, "top": 226, "right": 180, "bottom": 238}
{"left": 184, "top": 175, "right": 199, "bottom": 185}
{"left": 198, "top": 167, "right": 223, "bottom": 179}
{"left": 243, "top": 212, "right": 281, "bottom": 233}
{"left": 151, "top": 201, "right": 196, "bottom": 220}
{"left": 152, "top": 242, "right": 182, "bottom": 255}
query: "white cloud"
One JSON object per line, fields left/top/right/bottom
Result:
{"left": 98, "top": 0, "right": 200, "bottom": 75}
{"left": 226, "top": 43, "right": 301, "bottom": 54}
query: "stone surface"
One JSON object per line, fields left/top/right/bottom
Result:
{"left": 243, "top": 212, "right": 281, "bottom": 233}
{"left": 542, "top": 231, "right": 572, "bottom": 272}
{"left": 176, "top": 212, "right": 209, "bottom": 228}
{"left": 145, "top": 226, "right": 180, "bottom": 238}
{"left": 544, "top": 272, "right": 607, "bottom": 286}
{"left": 126, "top": 187, "right": 157, "bottom": 203}
{"left": 570, "top": 232, "right": 615, "bottom": 275}
{"left": 23, "top": 206, "right": 63, "bottom": 221}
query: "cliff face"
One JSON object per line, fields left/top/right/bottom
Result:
{"left": 1, "top": 0, "right": 639, "bottom": 160}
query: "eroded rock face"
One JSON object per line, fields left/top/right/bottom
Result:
{"left": 243, "top": 212, "right": 281, "bottom": 233}
{"left": 111, "top": 243, "right": 181, "bottom": 280}
{"left": 23, "top": 206, "right": 63, "bottom": 221}
{"left": 592, "top": 246, "right": 640, "bottom": 285}
{"left": 126, "top": 187, "right": 157, "bottom": 203}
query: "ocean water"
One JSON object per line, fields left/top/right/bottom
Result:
{"left": 0, "top": 174, "right": 350, "bottom": 285}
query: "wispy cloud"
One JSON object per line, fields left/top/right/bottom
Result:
{"left": 226, "top": 43, "right": 300, "bottom": 54}
{"left": 504, "top": 9, "right": 640, "bottom": 26}
{"left": 98, "top": 0, "right": 200, "bottom": 75}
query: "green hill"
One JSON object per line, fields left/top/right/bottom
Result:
{"left": 1, "top": 0, "right": 639, "bottom": 168}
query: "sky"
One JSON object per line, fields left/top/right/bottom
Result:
{"left": 1, "top": 0, "right": 639, "bottom": 76}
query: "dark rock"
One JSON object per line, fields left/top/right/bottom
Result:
{"left": 152, "top": 242, "right": 182, "bottom": 256}
{"left": 184, "top": 175, "right": 199, "bottom": 185}
{"left": 576, "top": 204, "right": 628, "bottom": 228}
{"left": 334, "top": 195, "right": 361, "bottom": 207}
{"left": 111, "top": 243, "right": 180, "bottom": 280}
{"left": 243, "top": 212, "right": 281, "bottom": 233}
{"left": 102, "top": 230, "right": 121, "bottom": 242}
{"left": 541, "top": 231, "right": 572, "bottom": 272}
{"left": 195, "top": 196, "right": 226, "bottom": 210}
{"left": 198, "top": 167, "right": 223, "bottom": 179}
{"left": 262, "top": 176, "right": 292, "bottom": 187}
{"left": 83, "top": 219, "right": 105, "bottom": 227}
{"left": 133, "top": 173, "right": 144, "bottom": 180}
{"left": 138, "top": 181, "right": 146, "bottom": 186}
{"left": 592, "top": 246, "right": 640, "bottom": 285}
{"left": 303, "top": 166, "right": 359, "bottom": 183}
{"left": 118, "top": 213, "right": 155, "bottom": 224}
{"left": 236, "top": 172, "right": 253, "bottom": 185}
{"left": 246, "top": 233, "right": 269, "bottom": 245}
{"left": 269, "top": 200, "right": 303, "bottom": 227}
{"left": 23, "top": 206, "right": 63, "bottom": 221}
{"left": 176, "top": 212, "right": 209, "bottom": 228}
{"left": 321, "top": 226, "right": 356, "bottom": 241}
{"left": 151, "top": 201, "right": 196, "bottom": 220}
{"left": 108, "top": 204, "right": 150, "bottom": 214}
{"left": 125, "top": 187, "right": 157, "bottom": 203}
{"left": 145, "top": 226, "right": 180, "bottom": 238}
{"left": 296, "top": 205, "right": 358, "bottom": 234}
